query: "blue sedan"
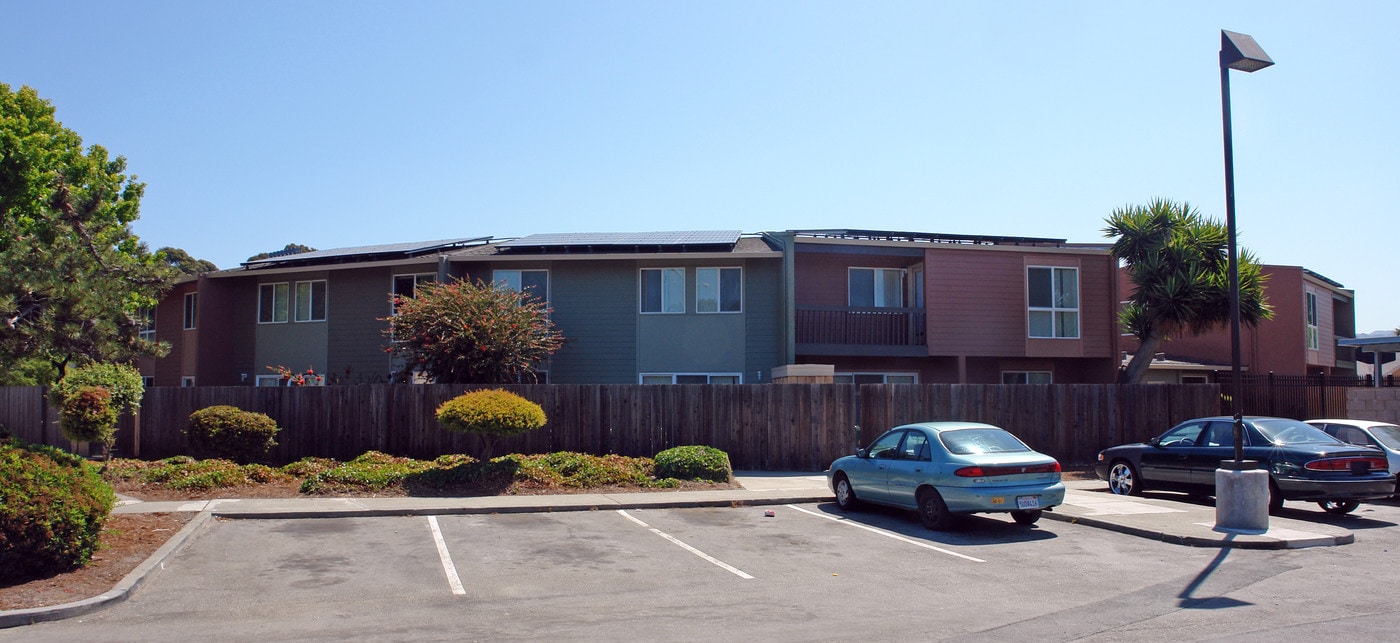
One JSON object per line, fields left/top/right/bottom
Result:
{"left": 827, "top": 422, "right": 1066, "bottom": 530}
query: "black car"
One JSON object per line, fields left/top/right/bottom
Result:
{"left": 1094, "top": 416, "right": 1394, "bottom": 514}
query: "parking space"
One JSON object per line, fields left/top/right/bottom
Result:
{"left": 20, "top": 499, "right": 1400, "bottom": 639}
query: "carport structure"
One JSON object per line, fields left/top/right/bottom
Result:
{"left": 1339, "top": 335, "right": 1400, "bottom": 386}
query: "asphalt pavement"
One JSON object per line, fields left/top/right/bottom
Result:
{"left": 1, "top": 472, "right": 1358, "bottom": 629}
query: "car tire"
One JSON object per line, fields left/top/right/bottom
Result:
{"left": 833, "top": 474, "right": 859, "bottom": 511}
{"left": 1319, "top": 500, "right": 1360, "bottom": 515}
{"left": 1107, "top": 461, "right": 1142, "bottom": 496}
{"left": 1011, "top": 509, "right": 1042, "bottom": 525}
{"left": 917, "top": 488, "right": 956, "bottom": 531}
{"left": 1268, "top": 480, "right": 1285, "bottom": 513}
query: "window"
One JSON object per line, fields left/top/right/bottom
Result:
{"left": 640, "top": 373, "right": 742, "bottom": 384}
{"left": 392, "top": 274, "right": 436, "bottom": 312}
{"left": 1305, "top": 292, "right": 1319, "bottom": 350}
{"left": 494, "top": 269, "right": 549, "bottom": 301}
{"left": 641, "top": 268, "right": 685, "bottom": 314}
{"left": 696, "top": 267, "right": 741, "bottom": 313}
{"left": 183, "top": 293, "right": 198, "bottom": 330}
{"left": 180, "top": 376, "right": 196, "bottom": 387}
{"left": 259, "top": 283, "right": 289, "bottom": 323}
{"left": 848, "top": 268, "right": 905, "bottom": 308}
{"left": 255, "top": 375, "right": 284, "bottom": 387}
{"left": 295, "top": 280, "right": 327, "bottom": 322}
{"left": 137, "top": 307, "right": 156, "bottom": 342}
{"left": 1181, "top": 374, "right": 1209, "bottom": 384}
{"left": 866, "top": 430, "right": 906, "bottom": 459}
{"left": 141, "top": 376, "right": 154, "bottom": 388}
{"left": 834, "top": 373, "right": 918, "bottom": 384}
{"left": 1027, "top": 267, "right": 1079, "bottom": 338}
{"left": 1002, "top": 371, "right": 1053, "bottom": 384}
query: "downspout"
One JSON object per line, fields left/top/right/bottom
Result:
{"left": 776, "top": 231, "right": 797, "bottom": 365}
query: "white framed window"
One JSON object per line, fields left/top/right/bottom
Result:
{"left": 1002, "top": 371, "right": 1053, "bottom": 384}
{"left": 1181, "top": 374, "right": 1210, "bottom": 384}
{"left": 641, "top": 268, "right": 685, "bottom": 314}
{"left": 640, "top": 373, "right": 742, "bottom": 384}
{"left": 259, "top": 283, "right": 289, "bottom": 323}
{"left": 494, "top": 269, "right": 549, "bottom": 301}
{"left": 834, "top": 373, "right": 918, "bottom": 384}
{"left": 392, "top": 274, "right": 436, "bottom": 311}
{"left": 295, "top": 280, "right": 327, "bottom": 322}
{"left": 181, "top": 376, "right": 196, "bottom": 387}
{"left": 696, "top": 267, "right": 742, "bottom": 313}
{"left": 183, "top": 292, "right": 198, "bottom": 330}
{"left": 255, "top": 375, "right": 284, "bottom": 387}
{"left": 137, "top": 307, "right": 156, "bottom": 341}
{"left": 1027, "top": 266, "right": 1079, "bottom": 339}
{"left": 141, "top": 376, "right": 154, "bottom": 387}
{"left": 848, "top": 268, "right": 906, "bottom": 308}
{"left": 1305, "top": 292, "right": 1319, "bottom": 350}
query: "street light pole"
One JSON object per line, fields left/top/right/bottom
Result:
{"left": 1219, "top": 29, "right": 1273, "bottom": 466}
{"left": 1214, "top": 29, "right": 1273, "bottom": 534}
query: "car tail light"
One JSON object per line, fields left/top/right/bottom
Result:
{"left": 1304, "top": 457, "right": 1388, "bottom": 473}
{"left": 955, "top": 462, "right": 1062, "bottom": 477}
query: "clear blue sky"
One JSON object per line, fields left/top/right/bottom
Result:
{"left": 5, "top": 2, "right": 1397, "bottom": 331}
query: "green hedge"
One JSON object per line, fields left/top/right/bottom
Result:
{"left": 185, "top": 405, "right": 281, "bottom": 464}
{"left": 654, "top": 445, "right": 733, "bottom": 483}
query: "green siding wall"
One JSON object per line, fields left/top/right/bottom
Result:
{"left": 549, "top": 261, "right": 638, "bottom": 383}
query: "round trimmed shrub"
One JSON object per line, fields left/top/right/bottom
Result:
{"left": 0, "top": 437, "right": 117, "bottom": 582}
{"left": 49, "top": 362, "right": 145, "bottom": 413}
{"left": 59, "top": 385, "right": 119, "bottom": 445}
{"left": 185, "top": 405, "right": 281, "bottom": 464}
{"left": 654, "top": 445, "right": 733, "bottom": 483}
{"left": 436, "top": 389, "right": 546, "bottom": 459}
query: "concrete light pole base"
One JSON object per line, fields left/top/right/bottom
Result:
{"left": 1214, "top": 465, "right": 1270, "bottom": 534}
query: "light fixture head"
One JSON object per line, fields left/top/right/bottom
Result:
{"left": 1221, "top": 30, "right": 1274, "bottom": 72}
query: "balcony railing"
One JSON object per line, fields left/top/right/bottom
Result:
{"left": 796, "top": 305, "right": 927, "bottom": 347}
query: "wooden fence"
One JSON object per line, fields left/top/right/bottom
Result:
{"left": 0, "top": 383, "right": 1222, "bottom": 470}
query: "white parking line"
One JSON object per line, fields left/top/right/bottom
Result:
{"left": 785, "top": 504, "right": 986, "bottom": 563}
{"left": 616, "top": 510, "right": 754, "bottom": 579}
{"left": 426, "top": 516, "right": 467, "bottom": 595}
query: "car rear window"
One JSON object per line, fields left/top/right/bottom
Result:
{"left": 1253, "top": 419, "right": 1345, "bottom": 446}
{"left": 939, "top": 429, "right": 1031, "bottom": 455}
{"left": 1369, "top": 425, "right": 1400, "bottom": 450}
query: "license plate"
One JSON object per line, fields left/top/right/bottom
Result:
{"left": 1016, "top": 495, "right": 1040, "bottom": 510}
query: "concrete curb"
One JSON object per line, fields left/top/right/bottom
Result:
{"left": 1041, "top": 505, "right": 1354, "bottom": 550}
{"left": 0, "top": 510, "right": 214, "bottom": 629}
{"left": 209, "top": 493, "right": 835, "bottom": 520}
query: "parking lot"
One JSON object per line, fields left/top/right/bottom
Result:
{"left": 14, "top": 495, "right": 1400, "bottom": 640}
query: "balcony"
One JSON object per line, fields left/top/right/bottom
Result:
{"left": 795, "top": 305, "right": 927, "bottom": 356}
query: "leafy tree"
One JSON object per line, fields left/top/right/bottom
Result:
{"left": 1105, "top": 198, "right": 1272, "bottom": 384}
{"left": 49, "top": 362, "right": 145, "bottom": 460}
{"left": 157, "top": 246, "right": 217, "bottom": 275}
{"left": 383, "top": 278, "right": 563, "bottom": 384}
{"left": 0, "top": 84, "right": 175, "bottom": 378}
{"left": 246, "top": 243, "right": 316, "bottom": 262}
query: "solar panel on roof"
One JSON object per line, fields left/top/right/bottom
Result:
{"left": 242, "top": 237, "right": 489, "bottom": 266}
{"left": 498, "top": 231, "right": 740, "bottom": 248}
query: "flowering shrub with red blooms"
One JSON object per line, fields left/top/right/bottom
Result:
{"left": 267, "top": 364, "right": 324, "bottom": 386}
{"left": 381, "top": 278, "right": 564, "bottom": 384}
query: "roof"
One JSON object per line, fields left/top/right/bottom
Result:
{"left": 495, "top": 231, "right": 742, "bottom": 254}
{"left": 241, "top": 237, "right": 491, "bottom": 268}
{"left": 1339, "top": 335, "right": 1400, "bottom": 353}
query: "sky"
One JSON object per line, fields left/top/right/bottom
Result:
{"left": 4, "top": 2, "right": 1397, "bottom": 331}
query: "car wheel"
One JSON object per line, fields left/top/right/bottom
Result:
{"left": 1319, "top": 500, "right": 1360, "bottom": 515}
{"left": 1011, "top": 509, "right": 1042, "bottom": 525}
{"left": 917, "top": 488, "right": 956, "bottom": 531}
{"left": 1107, "top": 461, "right": 1142, "bottom": 496}
{"left": 833, "top": 474, "right": 859, "bottom": 511}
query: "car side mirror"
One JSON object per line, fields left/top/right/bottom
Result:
{"left": 1146, "top": 437, "right": 1162, "bottom": 448}
{"left": 856, "top": 448, "right": 868, "bottom": 459}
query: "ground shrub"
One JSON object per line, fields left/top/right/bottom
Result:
{"left": 185, "top": 405, "right": 281, "bottom": 463}
{"left": 0, "top": 437, "right": 117, "bottom": 582}
{"left": 281, "top": 457, "right": 339, "bottom": 478}
{"left": 435, "top": 389, "right": 547, "bottom": 459}
{"left": 654, "top": 445, "right": 733, "bottom": 483}
{"left": 528, "top": 452, "right": 654, "bottom": 488}
{"left": 299, "top": 451, "right": 435, "bottom": 494}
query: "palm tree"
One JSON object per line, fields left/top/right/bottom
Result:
{"left": 1105, "top": 198, "right": 1272, "bottom": 384}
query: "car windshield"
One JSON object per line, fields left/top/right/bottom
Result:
{"left": 1369, "top": 425, "right": 1400, "bottom": 450}
{"left": 939, "top": 428, "right": 1030, "bottom": 455}
{"left": 1252, "top": 419, "right": 1346, "bottom": 446}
